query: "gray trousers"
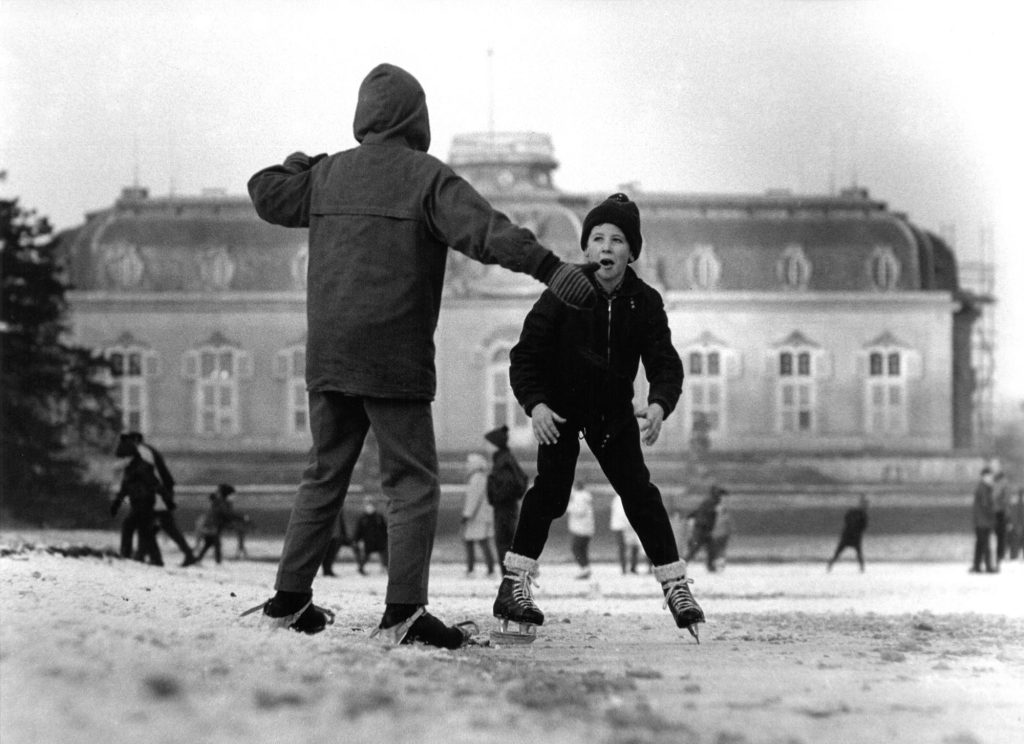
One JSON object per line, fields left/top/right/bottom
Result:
{"left": 275, "top": 391, "right": 439, "bottom": 605}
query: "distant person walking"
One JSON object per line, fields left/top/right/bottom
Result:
{"left": 321, "top": 509, "right": 354, "bottom": 577}
{"left": 353, "top": 496, "right": 388, "bottom": 575}
{"left": 111, "top": 433, "right": 163, "bottom": 566}
{"left": 970, "top": 468, "right": 997, "bottom": 574}
{"left": 684, "top": 484, "right": 728, "bottom": 572}
{"left": 827, "top": 494, "right": 869, "bottom": 573}
{"left": 461, "top": 453, "right": 495, "bottom": 577}
{"left": 992, "top": 469, "right": 1010, "bottom": 568}
{"left": 194, "top": 484, "right": 242, "bottom": 565}
{"left": 1008, "top": 488, "right": 1024, "bottom": 561}
{"left": 609, "top": 494, "right": 641, "bottom": 574}
{"left": 484, "top": 425, "right": 528, "bottom": 573}
{"left": 566, "top": 481, "right": 595, "bottom": 580}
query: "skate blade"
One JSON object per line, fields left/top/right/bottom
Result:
{"left": 490, "top": 629, "right": 537, "bottom": 645}
{"left": 686, "top": 625, "right": 700, "bottom": 644}
{"left": 370, "top": 607, "right": 425, "bottom": 646}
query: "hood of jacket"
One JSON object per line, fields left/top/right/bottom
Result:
{"left": 353, "top": 63, "right": 431, "bottom": 152}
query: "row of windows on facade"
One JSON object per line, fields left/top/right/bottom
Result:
{"left": 105, "top": 340, "right": 918, "bottom": 440}
{"left": 674, "top": 244, "right": 902, "bottom": 291}
{"left": 100, "top": 242, "right": 902, "bottom": 292}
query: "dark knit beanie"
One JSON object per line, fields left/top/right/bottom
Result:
{"left": 580, "top": 193, "right": 642, "bottom": 261}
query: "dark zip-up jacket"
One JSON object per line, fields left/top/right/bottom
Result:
{"left": 248, "top": 63, "right": 559, "bottom": 399}
{"left": 510, "top": 267, "right": 682, "bottom": 439}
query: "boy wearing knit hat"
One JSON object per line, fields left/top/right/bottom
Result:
{"left": 492, "top": 193, "right": 706, "bottom": 643}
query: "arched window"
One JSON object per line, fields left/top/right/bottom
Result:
{"left": 686, "top": 244, "right": 721, "bottom": 290}
{"left": 864, "top": 346, "right": 908, "bottom": 435}
{"left": 275, "top": 345, "right": 308, "bottom": 436}
{"left": 105, "top": 339, "right": 158, "bottom": 433}
{"left": 485, "top": 344, "right": 531, "bottom": 439}
{"left": 681, "top": 334, "right": 734, "bottom": 438}
{"left": 868, "top": 246, "right": 901, "bottom": 291}
{"left": 775, "top": 333, "right": 820, "bottom": 434}
{"left": 183, "top": 334, "right": 251, "bottom": 437}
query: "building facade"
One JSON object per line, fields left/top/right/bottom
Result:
{"left": 60, "top": 134, "right": 982, "bottom": 486}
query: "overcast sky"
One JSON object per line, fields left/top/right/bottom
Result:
{"left": 2, "top": 0, "right": 1022, "bottom": 407}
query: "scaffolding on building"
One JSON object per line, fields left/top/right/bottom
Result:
{"left": 952, "top": 223, "right": 996, "bottom": 451}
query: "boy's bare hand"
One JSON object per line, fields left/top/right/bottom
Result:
{"left": 636, "top": 403, "right": 665, "bottom": 446}
{"left": 531, "top": 403, "right": 566, "bottom": 446}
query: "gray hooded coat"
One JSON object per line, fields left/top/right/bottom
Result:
{"left": 248, "top": 63, "right": 559, "bottom": 399}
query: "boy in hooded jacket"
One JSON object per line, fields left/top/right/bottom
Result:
{"left": 493, "top": 193, "right": 705, "bottom": 642}
{"left": 246, "top": 63, "right": 597, "bottom": 648}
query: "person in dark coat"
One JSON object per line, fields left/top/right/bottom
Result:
{"left": 127, "top": 432, "right": 199, "bottom": 567}
{"left": 352, "top": 496, "right": 388, "bottom": 575}
{"left": 992, "top": 469, "right": 1009, "bottom": 568}
{"left": 970, "top": 468, "right": 997, "bottom": 574}
{"left": 194, "top": 484, "right": 244, "bottom": 565}
{"left": 484, "top": 424, "right": 528, "bottom": 574}
{"left": 684, "top": 484, "right": 729, "bottom": 571}
{"left": 827, "top": 494, "right": 869, "bottom": 572}
{"left": 245, "top": 62, "right": 598, "bottom": 647}
{"left": 494, "top": 193, "right": 705, "bottom": 641}
{"left": 321, "top": 508, "right": 354, "bottom": 577}
{"left": 110, "top": 434, "right": 163, "bottom": 566}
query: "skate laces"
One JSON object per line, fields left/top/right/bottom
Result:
{"left": 512, "top": 571, "right": 540, "bottom": 610}
{"left": 662, "top": 577, "right": 697, "bottom": 613}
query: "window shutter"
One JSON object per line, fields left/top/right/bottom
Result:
{"left": 905, "top": 350, "right": 923, "bottom": 380}
{"left": 238, "top": 351, "right": 254, "bottom": 379}
{"left": 182, "top": 350, "right": 199, "bottom": 380}
{"left": 725, "top": 350, "right": 743, "bottom": 379}
{"left": 854, "top": 351, "right": 868, "bottom": 377}
{"left": 817, "top": 350, "right": 834, "bottom": 380}
{"left": 274, "top": 350, "right": 290, "bottom": 379}
{"left": 144, "top": 350, "right": 161, "bottom": 378}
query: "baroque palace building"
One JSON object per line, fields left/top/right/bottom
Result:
{"left": 60, "top": 133, "right": 984, "bottom": 486}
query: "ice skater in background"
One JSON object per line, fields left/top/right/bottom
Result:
{"left": 245, "top": 62, "right": 597, "bottom": 648}
{"left": 461, "top": 453, "right": 495, "bottom": 577}
{"left": 567, "top": 480, "right": 595, "bottom": 580}
{"left": 609, "top": 494, "right": 641, "bottom": 574}
{"left": 827, "top": 494, "right": 869, "bottom": 573}
{"left": 491, "top": 193, "right": 704, "bottom": 643}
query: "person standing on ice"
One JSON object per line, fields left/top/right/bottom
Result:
{"left": 491, "top": 193, "right": 705, "bottom": 643}
{"left": 245, "top": 63, "right": 598, "bottom": 648}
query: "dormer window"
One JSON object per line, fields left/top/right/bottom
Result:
{"left": 777, "top": 244, "right": 811, "bottom": 290}
{"left": 686, "top": 244, "right": 721, "bottom": 290}
{"left": 868, "top": 246, "right": 901, "bottom": 291}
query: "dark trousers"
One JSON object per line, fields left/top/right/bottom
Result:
{"left": 154, "top": 511, "right": 195, "bottom": 560}
{"left": 828, "top": 538, "right": 864, "bottom": 571}
{"left": 196, "top": 534, "right": 222, "bottom": 564}
{"left": 994, "top": 512, "right": 1007, "bottom": 562}
{"left": 613, "top": 531, "right": 639, "bottom": 573}
{"left": 972, "top": 527, "right": 993, "bottom": 572}
{"left": 120, "top": 507, "right": 162, "bottom": 566}
{"left": 570, "top": 534, "right": 591, "bottom": 568}
{"left": 464, "top": 539, "right": 495, "bottom": 573}
{"left": 276, "top": 391, "right": 438, "bottom": 604}
{"left": 684, "top": 532, "right": 719, "bottom": 571}
{"left": 511, "top": 418, "right": 678, "bottom": 566}
{"left": 493, "top": 504, "right": 519, "bottom": 574}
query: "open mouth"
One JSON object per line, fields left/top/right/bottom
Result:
{"left": 599, "top": 258, "right": 615, "bottom": 268}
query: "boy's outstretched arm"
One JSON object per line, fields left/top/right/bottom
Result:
{"left": 248, "top": 151, "right": 327, "bottom": 228}
{"left": 428, "top": 171, "right": 597, "bottom": 309}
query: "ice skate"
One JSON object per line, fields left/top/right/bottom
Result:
{"left": 241, "top": 595, "right": 336, "bottom": 634}
{"left": 491, "top": 552, "right": 543, "bottom": 645}
{"left": 654, "top": 560, "right": 705, "bottom": 644}
{"left": 370, "top": 605, "right": 479, "bottom": 649}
